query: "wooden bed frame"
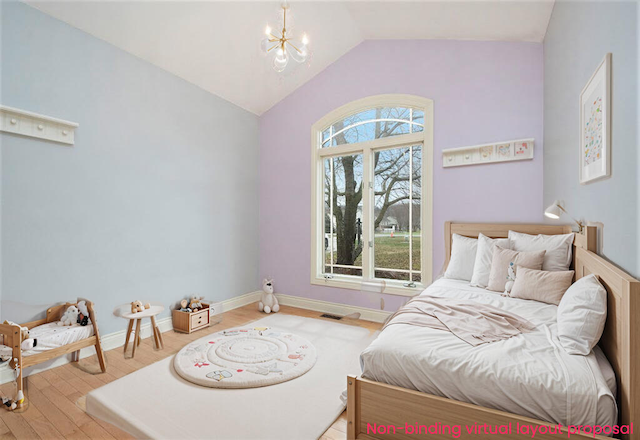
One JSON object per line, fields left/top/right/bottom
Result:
{"left": 348, "top": 222, "right": 639, "bottom": 440}
{"left": 0, "top": 298, "right": 106, "bottom": 407}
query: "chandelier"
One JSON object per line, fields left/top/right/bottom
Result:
{"left": 261, "top": 3, "right": 309, "bottom": 72}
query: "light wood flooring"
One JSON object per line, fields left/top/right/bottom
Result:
{"left": 0, "top": 303, "right": 381, "bottom": 440}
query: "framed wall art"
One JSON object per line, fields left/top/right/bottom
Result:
{"left": 579, "top": 53, "right": 611, "bottom": 184}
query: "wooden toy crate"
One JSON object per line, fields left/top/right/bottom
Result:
{"left": 172, "top": 303, "right": 211, "bottom": 334}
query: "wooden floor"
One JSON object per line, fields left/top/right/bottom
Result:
{"left": 0, "top": 303, "right": 381, "bottom": 440}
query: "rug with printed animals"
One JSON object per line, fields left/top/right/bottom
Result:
{"left": 173, "top": 326, "right": 317, "bottom": 388}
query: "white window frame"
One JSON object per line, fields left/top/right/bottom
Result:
{"left": 310, "top": 94, "right": 433, "bottom": 296}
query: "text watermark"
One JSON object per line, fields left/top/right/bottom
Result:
{"left": 366, "top": 422, "right": 633, "bottom": 438}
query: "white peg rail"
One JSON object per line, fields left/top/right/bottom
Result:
{"left": 1, "top": 105, "right": 79, "bottom": 145}
{"left": 442, "top": 138, "right": 534, "bottom": 168}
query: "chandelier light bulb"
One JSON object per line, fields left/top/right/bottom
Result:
{"left": 288, "top": 44, "right": 307, "bottom": 63}
{"left": 302, "top": 34, "right": 309, "bottom": 46}
{"left": 273, "top": 50, "right": 289, "bottom": 72}
{"left": 265, "top": 26, "right": 272, "bottom": 36}
{"left": 261, "top": 37, "right": 271, "bottom": 53}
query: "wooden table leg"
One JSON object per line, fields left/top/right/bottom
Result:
{"left": 156, "top": 319, "right": 164, "bottom": 348}
{"left": 150, "top": 317, "right": 160, "bottom": 349}
{"left": 132, "top": 319, "right": 142, "bottom": 358}
{"left": 150, "top": 316, "right": 163, "bottom": 349}
{"left": 123, "top": 319, "right": 134, "bottom": 354}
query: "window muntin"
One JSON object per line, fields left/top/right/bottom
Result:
{"left": 321, "top": 107, "right": 424, "bottom": 148}
{"left": 373, "top": 144, "right": 422, "bottom": 283}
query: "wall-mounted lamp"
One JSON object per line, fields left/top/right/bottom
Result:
{"left": 544, "top": 200, "right": 583, "bottom": 232}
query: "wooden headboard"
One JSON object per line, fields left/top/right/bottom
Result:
{"left": 444, "top": 222, "right": 639, "bottom": 436}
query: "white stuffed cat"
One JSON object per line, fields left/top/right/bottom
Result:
{"left": 504, "top": 262, "right": 516, "bottom": 295}
{"left": 259, "top": 278, "right": 279, "bottom": 314}
{"left": 58, "top": 305, "right": 79, "bottom": 326}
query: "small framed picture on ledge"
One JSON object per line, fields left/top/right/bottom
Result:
{"left": 579, "top": 53, "right": 611, "bottom": 184}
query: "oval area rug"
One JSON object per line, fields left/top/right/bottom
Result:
{"left": 174, "top": 326, "right": 317, "bottom": 388}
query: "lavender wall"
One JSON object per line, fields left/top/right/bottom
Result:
{"left": 259, "top": 40, "right": 544, "bottom": 311}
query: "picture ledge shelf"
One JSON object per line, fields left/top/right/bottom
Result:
{"left": 1, "top": 105, "right": 79, "bottom": 145}
{"left": 442, "top": 138, "right": 534, "bottom": 168}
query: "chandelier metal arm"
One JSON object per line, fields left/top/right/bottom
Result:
{"left": 287, "top": 41, "right": 302, "bottom": 54}
{"left": 262, "top": 3, "right": 308, "bottom": 72}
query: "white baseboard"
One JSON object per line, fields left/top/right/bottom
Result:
{"left": 220, "top": 291, "right": 262, "bottom": 312}
{"left": 0, "top": 290, "right": 263, "bottom": 385}
{"left": 276, "top": 293, "right": 391, "bottom": 323}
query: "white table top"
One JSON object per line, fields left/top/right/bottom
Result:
{"left": 121, "top": 305, "right": 164, "bottom": 320}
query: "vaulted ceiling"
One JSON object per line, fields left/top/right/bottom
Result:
{"left": 26, "top": 1, "right": 555, "bottom": 115}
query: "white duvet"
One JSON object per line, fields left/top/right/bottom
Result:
{"left": 360, "top": 279, "right": 617, "bottom": 428}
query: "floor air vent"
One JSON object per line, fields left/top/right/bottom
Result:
{"left": 320, "top": 313, "right": 342, "bottom": 320}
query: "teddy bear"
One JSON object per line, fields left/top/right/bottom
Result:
{"left": 189, "top": 296, "right": 204, "bottom": 311}
{"left": 130, "top": 300, "right": 145, "bottom": 314}
{"left": 177, "top": 299, "right": 191, "bottom": 312}
{"left": 259, "top": 278, "right": 279, "bottom": 314}
{"left": 58, "top": 305, "right": 79, "bottom": 326}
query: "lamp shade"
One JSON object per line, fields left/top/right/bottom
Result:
{"left": 544, "top": 201, "right": 562, "bottom": 219}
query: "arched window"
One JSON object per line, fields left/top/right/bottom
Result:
{"left": 310, "top": 95, "right": 433, "bottom": 295}
{"left": 321, "top": 107, "right": 424, "bottom": 147}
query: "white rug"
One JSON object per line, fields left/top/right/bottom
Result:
{"left": 86, "top": 314, "right": 378, "bottom": 439}
{"left": 174, "top": 325, "right": 317, "bottom": 388}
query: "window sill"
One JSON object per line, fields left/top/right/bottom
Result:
{"left": 310, "top": 276, "right": 424, "bottom": 297}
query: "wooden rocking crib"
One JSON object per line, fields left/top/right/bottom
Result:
{"left": 0, "top": 298, "right": 107, "bottom": 407}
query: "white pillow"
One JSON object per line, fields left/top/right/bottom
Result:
{"left": 509, "top": 231, "right": 574, "bottom": 271}
{"left": 557, "top": 274, "right": 607, "bottom": 355}
{"left": 470, "top": 233, "right": 510, "bottom": 288}
{"left": 443, "top": 234, "right": 477, "bottom": 281}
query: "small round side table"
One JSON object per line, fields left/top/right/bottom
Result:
{"left": 119, "top": 305, "right": 165, "bottom": 358}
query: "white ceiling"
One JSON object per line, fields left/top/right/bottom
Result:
{"left": 26, "top": 1, "right": 555, "bottom": 115}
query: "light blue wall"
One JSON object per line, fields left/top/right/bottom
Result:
{"left": 544, "top": 1, "right": 639, "bottom": 278}
{"left": 0, "top": 2, "right": 260, "bottom": 334}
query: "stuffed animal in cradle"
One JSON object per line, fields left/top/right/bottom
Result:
{"left": 130, "top": 300, "right": 145, "bottom": 314}
{"left": 259, "top": 278, "right": 279, "bottom": 314}
{"left": 76, "top": 300, "right": 91, "bottom": 326}
{"left": 0, "top": 321, "right": 37, "bottom": 352}
{"left": 504, "top": 262, "right": 516, "bottom": 295}
{"left": 58, "top": 306, "right": 79, "bottom": 326}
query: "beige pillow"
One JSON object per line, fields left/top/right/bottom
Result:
{"left": 509, "top": 267, "right": 575, "bottom": 305}
{"left": 486, "top": 246, "right": 546, "bottom": 293}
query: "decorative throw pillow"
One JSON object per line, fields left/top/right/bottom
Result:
{"left": 509, "top": 267, "right": 574, "bottom": 305}
{"left": 557, "top": 274, "right": 607, "bottom": 355}
{"left": 486, "top": 246, "right": 546, "bottom": 293}
{"left": 470, "top": 233, "right": 510, "bottom": 288}
{"left": 508, "top": 231, "right": 574, "bottom": 271}
{"left": 443, "top": 234, "right": 478, "bottom": 282}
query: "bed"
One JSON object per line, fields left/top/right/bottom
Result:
{"left": 1, "top": 322, "right": 95, "bottom": 358}
{"left": 347, "top": 223, "right": 640, "bottom": 440}
{"left": 0, "top": 298, "right": 106, "bottom": 408}
{"left": 360, "top": 278, "right": 617, "bottom": 427}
